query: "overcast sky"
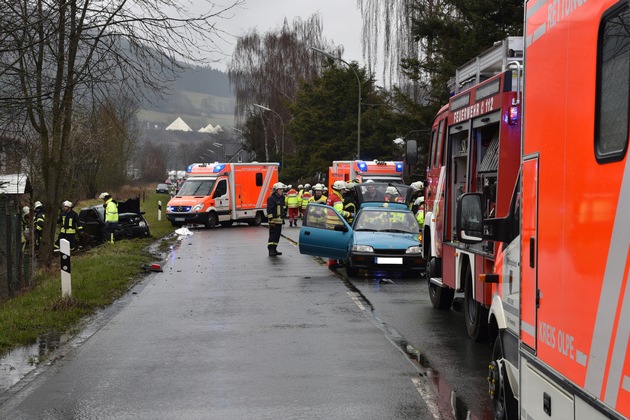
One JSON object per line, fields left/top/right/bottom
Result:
{"left": 206, "top": 0, "right": 365, "bottom": 71}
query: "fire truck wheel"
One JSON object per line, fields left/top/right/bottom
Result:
{"left": 427, "top": 258, "right": 454, "bottom": 310}
{"left": 489, "top": 334, "right": 517, "bottom": 420}
{"left": 464, "top": 264, "right": 488, "bottom": 341}
{"left": 204, "top": 212, "right": 218, "bottom": 228}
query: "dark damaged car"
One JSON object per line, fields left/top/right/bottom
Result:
{"left": 79, "top": 196, "right": 150, "bottom": 245}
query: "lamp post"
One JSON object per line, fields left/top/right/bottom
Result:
{"left": 253, "top": 104, "right": 285, "bottom": 170}
{"left": 310, "top": 46, "right": 361, "bottom": 160}
{"left": 212, "top": 142, "right": 225, "bottom": 162}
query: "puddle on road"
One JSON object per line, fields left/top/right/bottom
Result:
{"left": 338, "top": 272, "right": 492, "bottom": 420}
{"left": 0, "top": 331, "right": 67, "bottom": 391}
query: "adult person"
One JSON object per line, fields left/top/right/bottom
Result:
{"left": 21, "top": 206, "right": 30, "bottom": 252}
{"left": 33, "top": 201, "right": 45, "bottom": 253}
{"left": 99, "top": 192, "right": 118, "bottom": 244}
{"left": 308, "top": 184, "right": 327, "bottom": 205}
{"left": 326, "top": 181, "right": 352, "bottom": 269}
{"left": 363, "top": 180, "right": 385, "bottom": 201}
{"left": 299, "top": 183, "right": 312, "bottom": 219}
{"left": 285, "top": 185, "right": 300, "bottom": 227}
{"left": 342, "top": 182, "right": 358, "bottom": 225}
{"left": 55, "top": 201, "right": 83, "bottom": 251}
{"left": 267, "top": 182, "right": 286, "bottom": 257}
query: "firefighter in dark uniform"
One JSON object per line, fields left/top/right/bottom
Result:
{"left": 342, "top": 181, "right": 358, "bottom": 225}
{"left": 33, "top": 201, "right": 45, "bottom": 253}
{"left": 267, "top": 182, "right": 286, "bottom": 256}
{"left": 55, "top": 200, "right": 83, "bottom": 251}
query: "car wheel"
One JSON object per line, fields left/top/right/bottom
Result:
{"left": 345, "top": 261, "right": 359, "bottom": 277}
{"left": 204, "top": 212, "right": 218, "bottom": 228}
{"left": 464, "top": 264, "right": 488, "bottom": 341}
{"left": 427, "top": 257, "right": 454, "bottom": 310}
{"left": 489, "top": 333, "right": 517, "bottom": 420}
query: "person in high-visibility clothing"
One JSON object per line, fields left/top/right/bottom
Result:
{"left": 342, "top": 182, "right": 358, "bottom": 225}
{"left": 99, "top": 192, "right": 118, "bottom": 244}
{"left": 33, "top": 201, "right": 45, "bottom": 253}
{"left": 300, "top": 183, "right": 312, "bottom": 219}
{"left": 385, "top": 186, "right": 405, "bottom": 203}
{"left": 267, "top": 182, "right": 286, "bottom": 256}
{"left": 415, "top": 197, "right": 425, "bottom": 227}
{"left": 308, "top": 184, "right": 327, "bottom": 205}
{"left": 55, "top": 201, "right": 83, "bottom": 251}
{"left": 326, "top": 181, "right": 352, "bottom": 269}
{"left": 285, "top": 185, "right": 300, "bottom": 227}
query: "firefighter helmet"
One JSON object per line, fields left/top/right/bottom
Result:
{"left": 62, "top": 200, "right": 73, "bottom": 208}
{"left": 386, "top": 186, "right": 399, "bottom": 195}
{"left": 312, "top": 184, "right": 323, "bottom": 191}
{"left": 298, "top": 184, "right": 303, "bottom": 190}
{"left": 22, "top": 206, "right": 30, "bottom": 215}
{"left": 304, "top": 183, "right": 311, "bottom": 190}
{"left": 410, "top": 181, "right": 424, "bottom": 191}
{"left": 344, "top": 182, "right": 356, "bottom": 190}
{"left": 99, "top": 192, "right": 110, "bottom": 199}
{"left": 332, "top": 180, "right": 346, "bottom": 190}
{"left": 34, "top": 201, "right": 43, "bottom": 209}
{"left": 272, "top": 182, "right": 287, "bottom": 191}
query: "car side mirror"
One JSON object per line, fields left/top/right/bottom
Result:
{"left": 456, "top": 193, "right": 483, "bottom": 243}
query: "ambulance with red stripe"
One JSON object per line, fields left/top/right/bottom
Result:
{"left": 327, "top": 160, "right": 404, "bottom": 191}
{"left": 454, "top": 1, "right": 630, "bottom": 418}
{"left": 166, "top": 162, "right": 278, "bottom": 228}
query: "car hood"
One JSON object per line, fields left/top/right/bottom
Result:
{"left": 353, "top": 231, "right": 420, "bottom": 250}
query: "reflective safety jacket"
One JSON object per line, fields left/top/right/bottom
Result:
{"left": 285, "top": 188, "right": 300, "bottom": 208}
{"left": 105, "top": 198, "right": 119, "bottom": 223}
{"left": 267, "top": 192, "right": 284, "bottom": 224}
{"left": 300, "top": 191, "right": 312, "bottom": 209}
{"left": 35, "top": 210, "right": 45, "bottom": 232}
{"left": 58, "top": 209, "right": 83, "bottom": 234}
{"left": 343, "top": 196, "right": 357, "bottom": 224}
{"left": 326, "top": 190, "right": 351, "bottom": 226}
{"left": 308, "top": 193, "right": 327, "bottom": 205}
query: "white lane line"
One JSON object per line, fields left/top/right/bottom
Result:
{"left": 411, "top": 377, "right": 442, "bottom": 420}
{"left": 346, "top": 291, "right": 366, "bottom": 311}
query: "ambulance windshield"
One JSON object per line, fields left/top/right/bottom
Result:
{"left": 178, "top": 179, "right": 215, "bottom": 196}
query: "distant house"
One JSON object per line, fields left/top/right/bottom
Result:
{"left": 165, "top": 117, "right": 193, "bottom": 132}
{"left": 0, "top": 135, "right": 29, "bottom": 174}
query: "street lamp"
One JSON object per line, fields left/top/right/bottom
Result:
{"left": 212, "top": 142, "right": 225, "bottom": 161}
{"left": 310, "top": 46, "right": 361, "bottom": 160}
{"left": 253, "top": 104, "right": 285, "bottom": 170}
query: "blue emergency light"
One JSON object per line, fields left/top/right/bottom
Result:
{"left": 357, "top": 161, "right": 368, "bottom": 172}
{"left": 395, "top": 162, "right": 403, "bottom": 172}
{"left": 213, "top": 164, "right": 226, "bottom": 173}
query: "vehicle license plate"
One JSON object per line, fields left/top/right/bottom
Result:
{"left": 376, "top": 257, "right": 403, "bottom": 264}
{"left": 175, "top": 217, "right": 185, "bottom": 222}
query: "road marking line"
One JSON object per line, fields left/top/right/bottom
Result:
{"left": 346, "top": 291, "right": 366, "bottom": 310}
{"left": 411, "top": 377, "right": 442, "bottom": 420}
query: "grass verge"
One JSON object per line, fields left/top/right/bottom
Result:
{"left": 0, "top": 187, "right": 176, "bottom": 358}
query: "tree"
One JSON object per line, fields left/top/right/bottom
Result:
{"left": 0, "top": 0, "right": 242, "bottom": 262}
{"left": 228, "top": 14, "right": 341, "bottom": 162}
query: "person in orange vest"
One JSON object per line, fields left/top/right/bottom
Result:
{"left": 285, "top": 185, "right": 300, "bottom": 227}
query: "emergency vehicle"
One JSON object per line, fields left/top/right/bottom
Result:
{"left": 453, "top": 1, "right": 630, "bottom": 419}
{"left": 166, "top": 162, "right": 278, "bottom": 228}
{"left": 327, "top": 160, "right": 404, "bottom": 191}
{"left": 423, "top": 36, "right": 523, "bottom": 341}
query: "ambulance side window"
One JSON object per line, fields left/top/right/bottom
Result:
{"left": 595, "top": 4, "right": 630, "bottom": 163}
{"left": 256, "top": 173, "right": 263, "bottom": 186}
{"left": 213, "top": 180, "right": 227, "bottom": 198}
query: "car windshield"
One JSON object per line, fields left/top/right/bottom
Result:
{"left": 354, "top": 209, "right": 419, "bottom": 233}
{"left": 177, "top": 179, "right": 214, "bottom": 196}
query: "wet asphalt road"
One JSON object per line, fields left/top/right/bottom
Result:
{"left": 0, "top": 224, "right": 444, "bottom": 420}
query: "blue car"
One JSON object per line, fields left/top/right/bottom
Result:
{"left": 299, "top": 198, "right": 424, "bottom": 277}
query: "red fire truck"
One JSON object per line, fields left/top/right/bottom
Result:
{"left": 423, "top": 36, "right": 523, "bottom": 341}
{"left": 453, "top": 1, "right": 630, "bottom": 419}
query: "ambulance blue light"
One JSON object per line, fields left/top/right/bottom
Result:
{"left": 213, "top": 164, "right": 226, "bottom": 173}
{"left": 357, "top": 161, "right": 367, "bottom": 172}
{"left": 187, "top": 164, "right": 195, "bottom": 173}
{"left": 395, "top": 162, "right": 403, "bottom": 172}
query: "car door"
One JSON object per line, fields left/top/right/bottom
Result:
{"left": 299, "top": 204, "right": 352, "bottom": 260}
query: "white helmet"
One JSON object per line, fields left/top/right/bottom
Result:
{"left": 386, "top": 186, "right": 399, "bottom": 195}
{"left": 365, "top": 179, "right": 375, "bottom": 183}
{"left": 62, "top": 200, "right": 73, "bottom": 208}
{"left": 415, "top": 196, "right": 425, "bottom": 205}
{"left": 312, "top": 184, "right": 323, "bottom": 192}
{"left": 272, "top": 182, "right": 287, "bottom": 191}
{"left": 99, "top": 192, "right": 110, "bottom": 199}
{"left": 298, "top": 184, "right": 303, "bottom": 189}
{"left": 304, "top": 183, "right": 311, "bottom": 190}
{"left": 410, "top": 181, "right": 424, "bottom": 191}
{"left": 344, "top": 182, "right": 356, "bottom": 190}
{"left": 332, "top": 180, "right": 346, "bottom": 190}
{"left": 34, "top": 201, "right": 43, "bottom": 209}
{"left": 22, "top": 206, "right": 30, "bottom": 215}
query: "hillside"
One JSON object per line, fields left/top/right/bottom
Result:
{"left": 138, "top": 65, "right": 235, "bottom": 131}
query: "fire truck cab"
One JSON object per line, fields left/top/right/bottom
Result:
{"left": 166, "top": 162, "right": 278, "bottom": 228}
